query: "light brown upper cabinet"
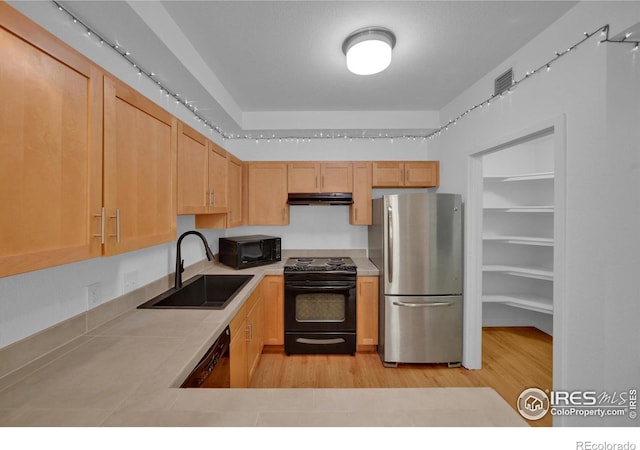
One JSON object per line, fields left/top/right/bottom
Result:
{"left": 103, "top": 76, "right": 177, "bottom": 256}
{"left": 177, "top": 122, "right": 228, "bottom": 215}
{"left": 287, "top": 162, "right": 353, "bottom": 193}
{"left": 177, "top": 122, "right": 208, "bottom": 214}
{"left": 350, "top": 162, "right": 373, "bottom": 225}
{"left": 195, "top": 152, "right": 243, "bottom": 229}
{"left": 248, "top": 162, "right": 289, "bottom": 225}
{"left": 0, "top": 4, "right": 103, "bottom": 277}
{"left": 207, "top": 142, "right": 228, "bottom": 213}
{"left": 226, "top": 154, "right": 244, "bottom": 227}
{"left": 372, "top": 161, "right": 440, "bottom": 188}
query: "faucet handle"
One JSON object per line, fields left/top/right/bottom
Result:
{"left": 180, "top": 259, "right": 185, "bottom": 273}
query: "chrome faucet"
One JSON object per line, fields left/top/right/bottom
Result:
{"left": 175, "top": 230, "right": 215, "bottom": 290}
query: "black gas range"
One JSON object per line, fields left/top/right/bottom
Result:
{"left": 283, "top": 257, "right": 357, "bottom": 355}
{"left": 283, "top": 257, "right": 357, "bottom": 276}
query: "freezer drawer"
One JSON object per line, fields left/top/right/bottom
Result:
{"left": 380, "top": 295, "right": 462, "bottom": 364}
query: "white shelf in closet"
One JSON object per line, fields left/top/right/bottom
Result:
{"left": 482, "top": 264, "right": 554, "bottom": 281}
{"left": 482, "top": 294, "right": 553, "bottom": 315}
{"left": 482, "top": 235, "right": 554, "bottom": 247}
{"left": 483, "top": 172, "right": 554, "bottom": 182}
{"left": 479, "top": 127, "right": 557, "bottom": 327}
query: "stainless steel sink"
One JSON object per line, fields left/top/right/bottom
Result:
{"left": 138, "top": 274, "right": 253, "bottom": 310}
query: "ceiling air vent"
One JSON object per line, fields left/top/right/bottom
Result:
{"left": 494, "top": 68, "right": 514, "bottom": 95}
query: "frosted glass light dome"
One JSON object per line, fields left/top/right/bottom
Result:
{"left": 342, "top": 27, "right": 396, "bottom": 76}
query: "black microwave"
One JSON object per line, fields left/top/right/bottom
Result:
{"left": 218, "top": 235, "right": 281, "bottom": 269}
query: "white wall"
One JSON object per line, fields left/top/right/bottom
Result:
{"left": 431, "top": 1, "right": 640, "bottom": 426}
{"left": 226, "top": 136, "right": 429, "bottom": 162}
{"left": 603, "top": 43, "right": 640, "bottom": 408}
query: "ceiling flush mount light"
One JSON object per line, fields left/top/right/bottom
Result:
{"left": 342, "top": 27, "right": 396, "bottom": 75}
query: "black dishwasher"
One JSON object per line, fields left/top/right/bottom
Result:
{"left": 180, "top": 326, "right": 230, "bottom": 388}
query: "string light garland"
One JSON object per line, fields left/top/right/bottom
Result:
{"left": 51, "top": 1, "right": 639, "bottom": 144}
{"left": 424, "top": 24, "right": 640, "bottom": 140}
{"left": 52, "top": 1, "right": 229, "bottom": 139}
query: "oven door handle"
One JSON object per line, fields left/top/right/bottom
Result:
{"left": 296, "top": 337, "right": 346, "bottom": 345}
{"left": 286, "top": 284, "right": 355, "bottom": 291}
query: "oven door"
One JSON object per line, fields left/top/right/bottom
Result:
{"left": 284, "top": 280, "right": 356, "bottom": 332}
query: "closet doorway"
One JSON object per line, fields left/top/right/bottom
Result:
{"left": 465, "top": 116, "right": 566, "bottom": 425}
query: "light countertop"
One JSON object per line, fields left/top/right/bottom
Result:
{"left": 0, "top": 256, "right": 525, "bottom": 427}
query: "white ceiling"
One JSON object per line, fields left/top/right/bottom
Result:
{"left": 57, "top": 0, "right": 577, "bottom": 138}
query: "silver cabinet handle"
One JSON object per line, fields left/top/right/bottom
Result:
{"left": 109, "top": 208, "right": 120, "bottom": 243}
{"left": 392, "top": 301, "right": 453, "bottom": 308}
{"left": 322, "top": 175, "right": 325, "bottom": 189}
{"left": 315, "top": 175, "right": 318, "bottom": 189}
{"left": 387, "top": 205, "right": 393, "bottom": 283}
{"left": 93, "top": 207, "right": 105, "bottom": 244}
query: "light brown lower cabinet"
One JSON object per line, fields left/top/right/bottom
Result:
{"left": 262, "top": 275, "right": 284, "bottom": 346}
{"left": 229, "top": 280, "right": 264, "bottom": 388}
{"left": 357, "top": 276, "right": 379, "bottom": 348}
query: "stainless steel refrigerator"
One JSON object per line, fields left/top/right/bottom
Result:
{"left": 368, "top": 193, "right": 463, "bottom": 366}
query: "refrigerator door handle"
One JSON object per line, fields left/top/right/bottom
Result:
{"left": 387, "top": 204, "right": 393, "bottom": 283}
{"left": 392, "top": 301, "right": 453, "bottom": 308}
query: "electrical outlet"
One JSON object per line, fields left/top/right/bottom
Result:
{"left": 123, "top": 270, "right": 138, "bottom": 294}
{"left": 86, "top": 282, "right": 102, "bottom": 309}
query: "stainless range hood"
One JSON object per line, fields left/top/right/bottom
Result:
{"left": 287, "top": 193, "right": 353, "bottom": 205}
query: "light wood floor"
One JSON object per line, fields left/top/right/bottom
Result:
{"left": 250, "top": 326, "right": 553, "bottom": 427}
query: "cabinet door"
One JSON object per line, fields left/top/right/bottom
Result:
{"left": 320, "top": 162, "right": 353, "bottom": 192}
{"left": 350, "top": 162, "right": 372, "bottom": 225}
{"left": 177, "top": 122, "right": 208, "bottom": 215}
{"left": 372, "top": 162, "right": 405, "bottom": 187}
{"left": 227, "top": 155, "right": 243, "bottom": 227}
{"left": 287, "top": 162, "right": 319, "bottom": 193}
{"left": 0, "top": 6, "right": 103, "bottom": 277}
{"left": 262, "top": 275, "right": 284, "bottom": 345}
{"left": 208, "top": 142, "right": 227, "bottom": 213}
{"left": 229, "top": 325, "right": 248, "bottom": 388}
{"left": 405, "top": 161, "right": 439, "bottom": 187}
{"left": 247, "top": 293, "right": 264, "bottom": 382}
{"left": 103, "top": 76, "right": 177, "bottom": 256}
{"left": 357, "top": 277, "right": 379, "bottom": 347}
{"left": 248, "top": 162, "right": 289, "bottom": 225}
